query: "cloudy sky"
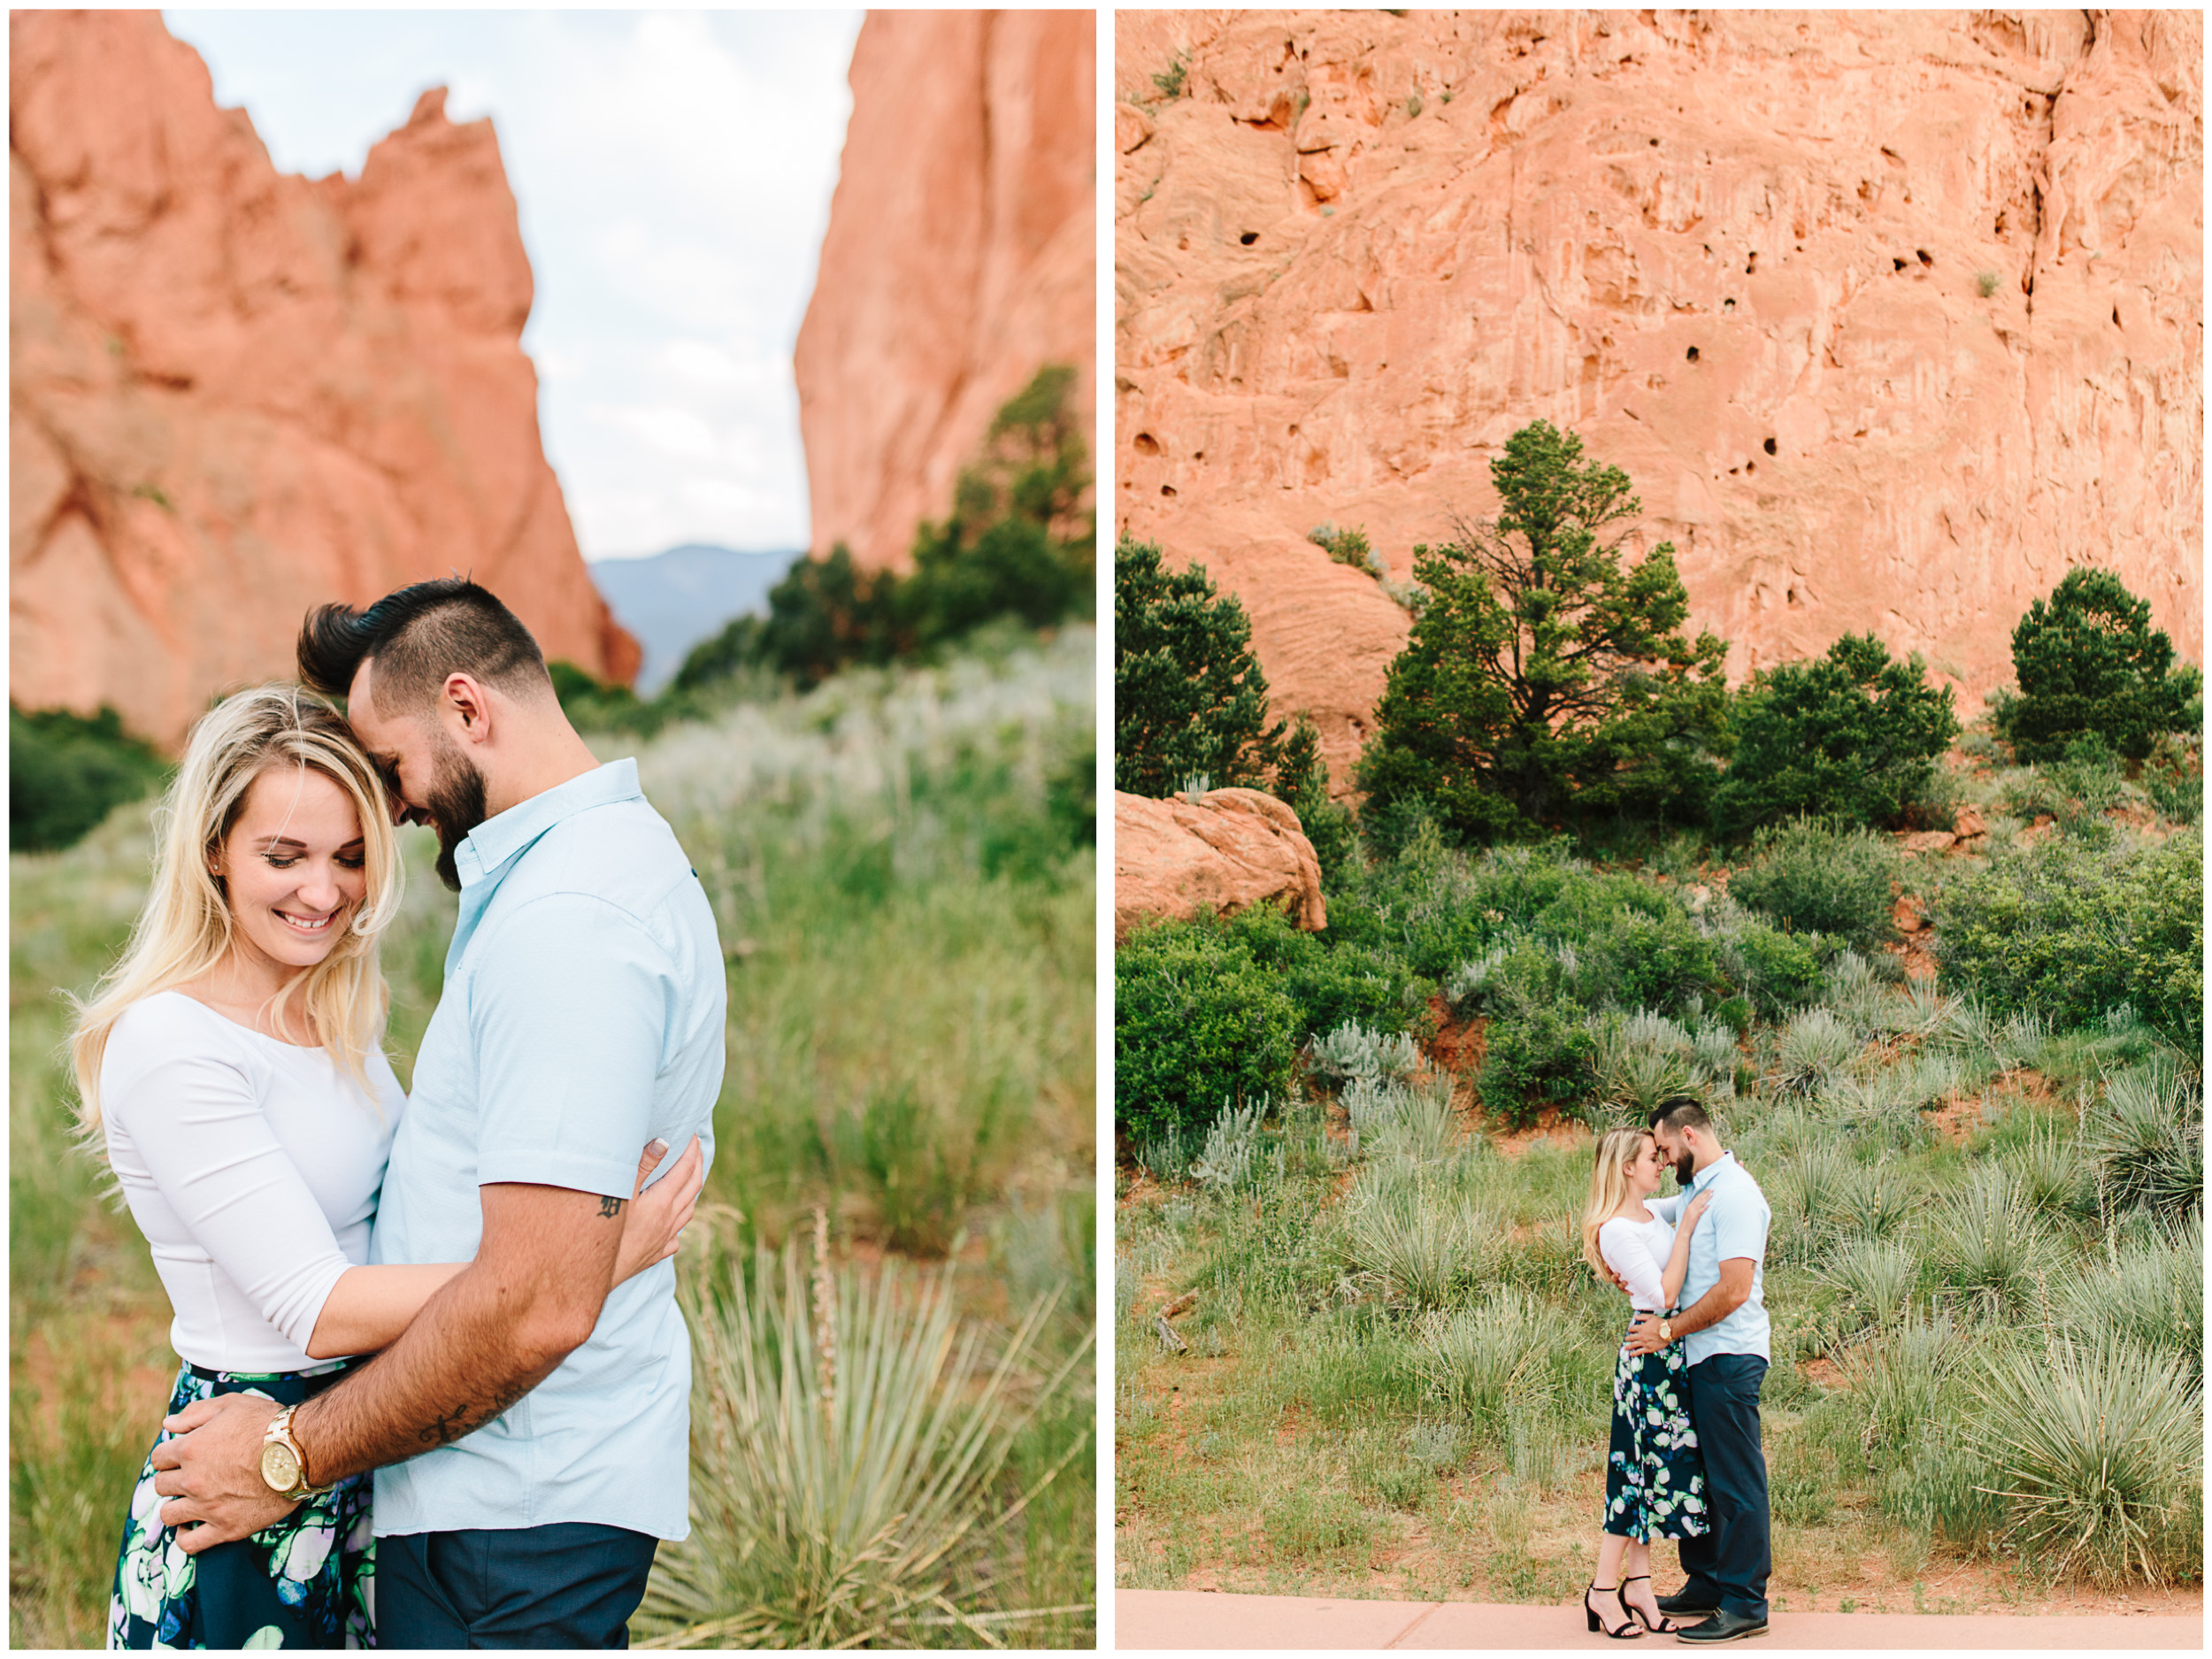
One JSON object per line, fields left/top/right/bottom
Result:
{"left": 165, "top": 9, "right": 863, "bottom": 562}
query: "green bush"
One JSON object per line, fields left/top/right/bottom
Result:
{"left": 1114, "top": 536, "right": 1280, "bottom": 797}
{"left": 1713, "top": 634, "right": 1960, "bottom": 833}
{"left": 1932, "top": 830, "right": 2202, "bottom": 1053}
{"left": 1224, "top": 903, "right": 1424, "bottom": 1042}
{"left": 1115, "top": 922, "right": 1299, "bottom": 1141}
{"left": 1713, "top": 914, "right": 1832, "bottom": 1021}
{"left": 1478, "top": 1002, "right": 1596, "bottom": 1128}
{"left": 1997, "top": 569, "right": 2199, "bottom": 763}
{"left": 10, "top": 705, "right": 170, "bottom": 854}
{"left": 1727, "top": 819, "right": 1903, "bottom": 953}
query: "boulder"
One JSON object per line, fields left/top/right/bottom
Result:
{"left": 1114, "top": 787, "right": 1327, "bottom": 941}
{"left": 1116, "top": 11, "right": 2201, "bottom": 795}
{"left": 10, "top": 13, "right": 638, "bottom": 747}
{"left": 795, "top": 11, "right": 1094, "bottom": 571}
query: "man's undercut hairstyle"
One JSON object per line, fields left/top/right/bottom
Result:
{"left": 1651, "top": 1097, "right": 1712, "bottom": 1137}
{"left": 297, "top": 579, "right": 551, "bottom": 715}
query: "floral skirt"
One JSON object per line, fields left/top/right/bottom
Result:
{"left": 1603, "top": 1320, "right": 1711, "bottom": 1543}
{"left": 108, "top": 1361, "right": 374, "bottom": 1649}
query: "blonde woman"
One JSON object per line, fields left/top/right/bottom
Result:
{"left": 70, "top": 685, "right": 701, "bottom": 1651}
{"left": 1578, "top": 1126, "right": 1713, "bottom": 1639}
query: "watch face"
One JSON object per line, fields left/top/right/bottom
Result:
{"left": 261, "top": 1440, "right": 301, "bottom": 1493}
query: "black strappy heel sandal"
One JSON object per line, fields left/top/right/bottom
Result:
{"left": 1621, "top": 1576, "right": 1678, "bottom": 1634}
{"left": 1585, "top": 1583, "right": 1641, "bottom": 1639}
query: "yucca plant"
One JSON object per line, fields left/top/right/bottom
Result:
{"left": 1835, "top": 1314, "right": 1964, "bottom": 1455}
{"left": 1412, "top": 1288, "right": 1556, "bottom": 1428}
{"left": 1341, "top": 1181, "right": 1491, "bottom": 1310}
{"left": 1968, "top": 1334, "right": 2202, "bottom": 1587}
{"left": 1929, "top": 1168, "right": 2060, "bottom": 1320}
{"left": 2081, "top": 1061, "right": 2202, "bottom": 1220}
{"left": 634, "top": 1234, "right": 1091, "bottom": 1648}
{"left": 1773, "top": 1008, "right": 1860, "bottom": 1094}
{"left": 1821, "top": 1237, "right": 1918, "bottom": 1332}
{"left": 2055, "top": 1212, "right": 2202, "bottom": 1380}
{"left": 1358, "top": 1076, "right": 1461, "bottom": 1164}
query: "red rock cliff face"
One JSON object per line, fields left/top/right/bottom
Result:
{"left": 1116, "top": 11, "right": 2202, "bottom": 792}
{"left": 796, "top": 10, "right": 1096, "bottom": 570}
{"left": 11, "top": 10, "right": 638, "bottom": 747}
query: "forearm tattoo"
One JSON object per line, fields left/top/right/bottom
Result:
{"left": 418, "top": 1379, "right": 531, "bottom": 1448}
{"left": 599, "top": 1194, "right": 626, "bottom": 1219}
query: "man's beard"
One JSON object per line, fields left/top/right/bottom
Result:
{"left": 426, "top": 740, "right": 490, "bottom": 893}
{"left": 1672, "top": 1148, "right": 1695, "bottom": 1185}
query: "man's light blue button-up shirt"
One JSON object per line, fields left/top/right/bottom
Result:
{"left": 1678, "top": 1150, "right": 1770, "bottom": 1367}
{"left": 370, "top": 758, "right": 725, "bottom": 1540}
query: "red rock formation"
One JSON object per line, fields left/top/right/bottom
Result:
{"left": 1114, "top": 787, "right": 1326, "bottom": 942}
{"left": 796, "top": 10, "right": 1096, "bottom": 570}
{"left": 11, "top": 10, "right": 638, "bottom": 747}
{"left": 1116, "top": 11, "right": 2202, "bottom": 794}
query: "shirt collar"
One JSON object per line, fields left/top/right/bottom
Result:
{"left": 451, "top": 758, "right": 641, "bottom": 890}
{"left": 1689, "top": 1149, "right": 1737, "bottom": 1194}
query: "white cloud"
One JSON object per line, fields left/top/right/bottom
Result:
{"left": 161, "top": 8, "right": 860, "bottom": 558}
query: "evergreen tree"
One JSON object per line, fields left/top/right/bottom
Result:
{"left": 1114, "top": 536, "right": 1279, "bottom": 797}
{"left": 1358, "top": 420, "right": 1729, "bottom": 840}
{"left": 1999, "top": 568, "right": 2199, "bottom": 762}
{"left": 1714, "top": 633, "right": 1960, "bottom": 834}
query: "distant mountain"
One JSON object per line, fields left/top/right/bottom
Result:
{"left": 588, "top": 544, "right": 802, "bottom": 694}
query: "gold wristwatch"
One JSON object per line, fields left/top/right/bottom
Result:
{"left": 260, "top": 1404, "right": 329, "bottom": 1502}
{"left": 1659, "top": 1317, "right": 1673, "bottom": 1345}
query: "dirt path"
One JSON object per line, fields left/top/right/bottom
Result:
{"left": 1116, "top": 1588, "right": 2205, "bottom": 1650}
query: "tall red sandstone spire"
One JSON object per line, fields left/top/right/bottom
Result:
{"left": 795, "top": 10, "right": 1097, "bottom": 570}
{"left": 11, "top": 10, "right": 638, "bottom": 745}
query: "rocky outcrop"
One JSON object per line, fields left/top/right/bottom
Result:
{"left": 1116, "top": 11, "right": 2202, "bottom": 794}
{"left": 796, "top": 10, "right": 1095, "bottom": 570}
{"left": 11, "top": 11, "right": 637, "bottom": 747}
{"left": 1115, "top": 787, "right": 1327, "bottom": 941}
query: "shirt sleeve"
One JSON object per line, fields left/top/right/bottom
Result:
{"left": 470, "top": 892, "right": 671, "bottom": 1197}
{"left": 105, "top": 1035, "right": 354, "bottom": 1352}
{"left": 1709, "top": 1176, "right": 1769, "bottom": 1265}
{"left": 1647, "top": 1192, "right": 1688, "bottom": 1225}
{"left": 1598, "top": 1219, "right": 1670, "bottom": 1310}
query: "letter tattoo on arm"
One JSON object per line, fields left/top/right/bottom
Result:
{"left": 599, "top": 1194, "right": 626, "bottom": 1219}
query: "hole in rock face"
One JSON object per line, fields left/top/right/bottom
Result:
{"left": 1160, "top": 485, "right": 1177, "bottom": 497}
{"left": 1240, "top": 231, "right": 1259, "bottom": 245}
{"left": 1746, "top": 460, "right": 1756, "bottom": 474}
{"left": 1763, "top": 437, "right": 1777, "bottom": 455}
{"left": 1724, "top": 297, "right": 1737, "bottom": 311}
{"left": 1745, "top": 253, "right": 1758, "bottom": 274}
{"left": 1133, "top": 433, "right": 1162, "bottom": 457}
{"left": 1686, "top": 346, "right": 1700, "bottom": 362}
{"left": 1649, "top": 137, "right": 1660, "bottom": 146}
{"left": 2112, "top": 305, "right": 2122, "bottom": 328}
{"left": 1916, "top": 249, "right": 1933, "bottom": 266}
{"left": 1893, "top": 257, "right": 1909, "bottom": 271}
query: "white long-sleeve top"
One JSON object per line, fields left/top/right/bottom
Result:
{"left": 100, "top": 991, "right": 405, "bottom": 1371}
{"left": 1597, "top": 1193, "right": 1690, "bottom": 1314}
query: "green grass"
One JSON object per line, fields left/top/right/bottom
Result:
{"left": 12, "top": 630, "right": 1095, "bottom": 1647}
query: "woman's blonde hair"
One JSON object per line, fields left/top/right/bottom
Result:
{"left": 1579, "top": 1125, "right": 1653, "bottom": 1283}
{"left": 68, "top": 684, "right": 403, "bottom": 1131}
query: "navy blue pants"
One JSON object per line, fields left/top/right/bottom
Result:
{"left": 1675, "top": 1355, "right": 1771, "bottom": 1622}
{"left": 376, "top": 1523, "right": 659, "bottom": 1649}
